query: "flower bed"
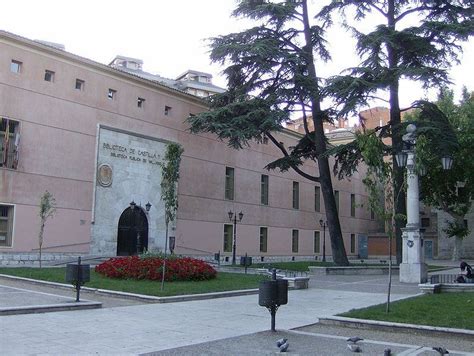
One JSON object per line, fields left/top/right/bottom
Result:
{"left": 95, "top": 256, "right": 217, "bottom": 282}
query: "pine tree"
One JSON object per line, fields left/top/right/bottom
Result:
{"left": 188, "top": 0, "right": 349, "bottom": 265}
{"left": 319, "top": 0, "right": 473, "bottom": 263}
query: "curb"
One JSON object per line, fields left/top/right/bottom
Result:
{"left": 0, "top": 301, "right": 102, "bottom": 316}
{"left": 0, "top": 273, "right": 262, "bottom": 303}
{"left": 318, "top": 316, "right": 474, "bottom": 339}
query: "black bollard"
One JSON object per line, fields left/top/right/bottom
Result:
{"left": 76, "top": 256, "right": 82, "bottom": 302}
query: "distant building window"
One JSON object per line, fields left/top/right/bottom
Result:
{"left": 351, "top": 194, "right": 356, "bottom": 217}
{"left": 350, "top": 234, "right": 356, "bottom": 254}
{"left": 314, "top": 231, "right": 321, "bottom": 254}
{"left": 223, "top": 224, "right": 233, "bottom": 252}
{"left": 292, "top": 182, "right": 299, "bottom": 209}
{"left": 225, "top": 167, "right": 234, "bottom": 200}
{"left": 334, "top": 190, "right": 339, "bottom": 213}
{"left": 315, "top": 186, "right": 321, "bottom": 212}
{"left": 292, "top": 229, "right": 299, "bottom": 253}
{"left": 0, "top": 118, "right": 20, "bottom": 169}
{"left": 137, "top": 97, "right": 145, "bottom": 108}
{"left": 75, "top": 79, "right": 84, "bottom": 91}
{"left": 261, "top": 175, "right": 269, "bottom": 205}
{"left": 464, "top": 219, "right": 468, "bottom": 229}
{"left": 421, "top": 218, "right": 430, "bottom": 228}
{"left": 370, "top": 208, "right": 375, "bottom": 220}
{"left": 260, "top": 227, "right": 268, "bottom": 253}
{"left": 0, "top": 205, "right": 13, "bottom": 247}
{"left": 108, "top": 89, "right": 117, "bottom": 100}
{"left": 164, "top": 105, "right": 172, "bottom": 116}
{"left": 10, "top": 60, "right": 21, "bottom": 73}
{"left": 44, "top": 70, "right": 55, "bottom": 82}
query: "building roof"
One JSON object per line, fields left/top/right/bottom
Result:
{"left": 0, "top": 30, "right": 208, "bottom": 105}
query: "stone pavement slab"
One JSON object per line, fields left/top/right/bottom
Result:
{"left": 0, "top": 286, "right": 416, "bottom": 355}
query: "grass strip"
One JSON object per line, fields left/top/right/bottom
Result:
{"left": 0, "top": 267, "right": 268, "bottom": 297}
{"left": 340, "top": 293, "right": 474, "bottom": 330}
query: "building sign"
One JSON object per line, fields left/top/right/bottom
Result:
{"left": 102, "top": 142, "right": 162, "bottom": 166}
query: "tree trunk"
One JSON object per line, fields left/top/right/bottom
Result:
{"left": 302, "top": 0, "right": 348, "bottom": 265}
{"left": 452, "top": 235, "right": 463, "bottom": 261}
{"left": 387, "top": 0, "right": 405, "bottom": 265}
{"left": 39, "top": 222, "right": 44, "bottom": 268}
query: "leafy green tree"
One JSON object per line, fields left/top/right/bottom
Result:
{"left": 319, "top": 0, "right": 473, "bottom": 263}
{"left": 38, "top": 190, "right": 56, "bottom": 268}
{"left": 160, "top": 143, "right": 184, "bottom": 290}
{"left": 188, "top": 0, "right": 350, "bottom": 265}
{"left": 415, "top": 88, "right": 474, "bottom": 260}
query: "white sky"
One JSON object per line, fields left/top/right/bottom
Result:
{"left": 1, "top": 0, "right": 472, "bottom": 118}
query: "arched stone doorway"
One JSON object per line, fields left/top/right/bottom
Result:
{"left": 116, "top": 206, "right": 149, "bottom": 256}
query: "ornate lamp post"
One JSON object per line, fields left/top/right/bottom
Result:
{"left": 395, "top": 124, "right": 453, "bottom": 283}
{"left": 228, "top": 210, "right": 244, "bottom": 265}
{"left": 319, "top": 219, "right": 327, "bottom": 262}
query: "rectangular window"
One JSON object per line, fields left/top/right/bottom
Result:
{"left": 292, "top": 229, "right": 299, "bottom": 253}
{"left": 0, "top": 205, "right": 13, "bottom": 247}
{"left": 225, "top": 167, "right": 234, "bottom": 200}
{"left": 223, "top": 224, "right": 233, "bottom": 252}
{"left": 164, "top": 105, "right": 172, "bottom": 116}
{"left": 350, "top": 233, "right": 356, "bottom": 254}
{"left": 44, "top": 70, "right": 55, "bottom": 82}
{"left": 108, "top": 89, "right": 116, "bottom": 100}
{"left": 137, "top": 97, "right": 145, "bottom": 108}
{"left": 351, "top": 194, "right": 356, "bottom": 217}
{"left": 261, "top": 175, "right": 269, "bottom": 205}
{"left": 334, "top": 190, "right": 339, "bottom": 213}
{"left": 421, "top": 217, "right": 430, "bottom": 228}
{"left": 370, "top": 207, "right": 375, "bottom": 220}
{"left": 10, "top": 60, "right": 21, "bottom": 73}
{"left": 260, "top": 227, "right": 268, "bottom": 253}
{"left": 292, "top": 181, "right": 299, "bottom": 209}
{"left": 314, "top": 231, "right": 321, "bottom": 254}
{"left": 314, "top": 186, "right": 321, "bottom": 212}
{"left": 0, "top": 118, "right": 20, "bottom": 169}
{"left": 75, "top": 79, "right": 84, "bottom": 90}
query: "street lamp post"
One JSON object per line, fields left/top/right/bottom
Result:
{"left": 395, "top": 124, "right": 453, "bottom": 283}
{"left": 319, "top": 219, "right": 327, "bottom": 262}
{"left": 228, "top": 210, "right": 244, "bottom": 265}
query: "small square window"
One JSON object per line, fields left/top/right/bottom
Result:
{"left": 164, "top": 105, "right": 172, "bottom": 116}
{"left": 138, "top": 97, "right": 145, "bottom": 108}
{"left": 108, "top": 89, "right": 117, "bottom": 100}
{"left": 75, "top": 79, "right": 84, "bottom": 91}
{"left": 44, "top": 70, "right": 55, "bottom": 82}
{"left": 421, "top": 218, "right": 430, "bottom": 228}
{"left": 10, "top": 60, "right": 22, "bottom": 73}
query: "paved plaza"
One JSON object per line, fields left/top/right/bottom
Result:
{"left": 0, "top": 265, "right": 473, "bottom": 355}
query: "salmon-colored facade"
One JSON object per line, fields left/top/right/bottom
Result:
{"left": 0, "top": 31, "right": 380, "bottom": 264}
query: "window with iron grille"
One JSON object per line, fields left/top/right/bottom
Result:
{"left": 223, "top": 224, "right": 233, "bottom": 252}
{"left": 225, "top": 167, "right": 235, "bottom": 200}
{"left": 350, "top": 234, "right": 356, "bottom": 254}
{"left": 259, "top": 227, "right": 268, "bottom": 253}
{"left": 261, "top": 175, "right": 269, "bottom": 205}
{"left": 314, "top": 186, "right": 321, "bottom": 212}
{"left": 0, "top": 118, "right": 20, "bottom": 169}
{"left": 314, "top": 231, "right": 320, "bottom": 254}
{"left": 0, "top": 205, "right": 13, "bottom": 247}
{"left": 292, "top": 229, "right": 299, "bottom": 253}
{"left": 351, "top": 194, "right": 356, "bottom": 217}
{"left": 292, "top": 182, "right": 299, "bottom": 209}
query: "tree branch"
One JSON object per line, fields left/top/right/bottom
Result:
{"left": 266, "top": 132, "right": 320, "bottom": 182}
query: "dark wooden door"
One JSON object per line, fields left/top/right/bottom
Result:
{"left": 117, "top": 207, "right": 148, "bottom": 256}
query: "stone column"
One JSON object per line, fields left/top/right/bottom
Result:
{"left": 400, "top": 151, "right": 427, "bottom": 283}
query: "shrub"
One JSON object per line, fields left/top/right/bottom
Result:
{"left": 95, "top": 256, "right": 217, "bottom": 282}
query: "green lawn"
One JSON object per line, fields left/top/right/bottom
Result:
{"left": 340, "top": 293, "right": 474, "bottom": 330}
{"left": 0, "top": 268, "right": 268, "bottom": 297}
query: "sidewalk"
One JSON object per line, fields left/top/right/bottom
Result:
{"left": 0, "top": 273, "right": 420, "bottom": 355}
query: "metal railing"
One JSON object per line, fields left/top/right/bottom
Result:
{"left": 429, "top": 274, "right": 459, "bottom": 284}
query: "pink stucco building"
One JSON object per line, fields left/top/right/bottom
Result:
{"left": 0, "top": 30, "right": 380, "bottom": 265}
